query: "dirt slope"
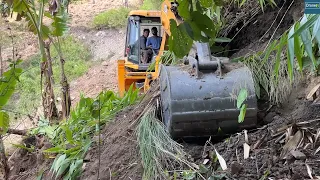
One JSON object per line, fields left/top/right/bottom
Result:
{"left": 69, "top": 28, "right": 126, "bottom": 104}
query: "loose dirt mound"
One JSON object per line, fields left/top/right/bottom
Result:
{"left": 184, "top": 76, "right": 320, "bottom": 179}
{"left": 81, "top": 107, "right": 143, "bottom": 180}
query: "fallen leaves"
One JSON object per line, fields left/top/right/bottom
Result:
{"left": 214, "top": 148, "right": 228, "bottom": 170}
{"left": 243, "top": 143, "right": 250, "bottom": 159}
{"left": 280, "top": 130, "right": 303, "bottom": 159}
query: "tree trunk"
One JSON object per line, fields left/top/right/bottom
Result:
{"left": 59, "top": 57, "right": 71, "bottom": 120}
{"left": 42, "top": 41, "right": 58, "bottom": 122}
{"left": 0, "top": 136, "right": 9, "bottom": 180}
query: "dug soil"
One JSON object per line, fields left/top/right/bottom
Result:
{"left": 184, "top": 75, "right": 320, "bottom": 179}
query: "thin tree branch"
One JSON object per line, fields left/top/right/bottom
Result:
{"left": 7, "top": 128, "right": 28, "bottom": 136}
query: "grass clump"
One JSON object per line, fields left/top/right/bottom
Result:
{"left": 137, "top": 105, "right": 197, "bottom": 180}
{"left": 93, "top": 7, "right": 130, "bottom": 29}
{"left": 140, "top": 0, "right": 163, "bottom": 10}
{"left": 6, "top": 35, "right": 90, "bottom": 114}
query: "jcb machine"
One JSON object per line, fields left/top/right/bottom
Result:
{"left": 117, "top": 0, "right": 258, "bottom": 139}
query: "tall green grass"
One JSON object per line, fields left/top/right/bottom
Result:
{"left": 137, "top": 105, "right": 197, "bottom": 180}
{"left": 140, "top": 0, "right": 163, "bottom": 10}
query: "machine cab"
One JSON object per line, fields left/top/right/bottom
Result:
{"left": 124, "top": 14, "right": 163, "bottom": 71}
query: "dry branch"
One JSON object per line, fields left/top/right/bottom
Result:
{"left": 7, "top": 128, "right": 28, "bottom": 136}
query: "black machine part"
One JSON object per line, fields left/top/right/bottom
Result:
{"left": 159, "top": 42, "right": 258, "bottom": 139}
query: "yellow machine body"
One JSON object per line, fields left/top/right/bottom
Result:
{"left": 117, "top": 1, "right": 259, "bottom": 139}
{"left": 117, "top": 0, "right": 176, "bottom": 97}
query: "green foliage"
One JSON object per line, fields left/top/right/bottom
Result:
{"left": 168, "top": 0, "right": 225, "bottom": 58}
{"left": 6, "top": 35, "right": 90, "bottom": 114}
{"left": 237, "top": 88, "right": 248, "bottom": 123}
{"left": 30, "top": 86, "right": 139, "bottom": 179}
{"left": 0, "top": 61, "right": 22, "bottom": 134}
{"left": 166, "top": 0, "right": 276, "bottom": 58}
{"left": 233, "top": 14, "right": 320, "bottom": 105}
{"left": 93, "top": 7, "right": 131, "bottom": 29}
{"left": 140, "top": 0, "right": 163, "bottom": 10}
{"left": 0, "top": 111, "right": 9, "bottom": 135}
{"left": 10, "top": 0, "right": 70, "bottom": 40}
{"left": 232, "top": 0, "right": 276, "bottom": 11}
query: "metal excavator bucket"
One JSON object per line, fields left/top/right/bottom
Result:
{"left": 159, "top": 42, "right": 258, "bottom": 139}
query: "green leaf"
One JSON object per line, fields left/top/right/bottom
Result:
{"left": 56, "top": 159, "right": 71, "bottom": 178}
{"left": 169, "top": 19, "right": 193, "bottom": 58}
{"left": 261, "top": 40, "right": 277, "bottom": 66}
{"left": 214, "top": 37, "right": 232, "bottom": 43}
{"left": 183, "top": 20, "right": 208, "bottom": 42}
{"left": 199, "top": 0, "right": 213, "bottom": 8}
{"left": 300, "top": 15, "right": 318, "bottom": 71}
{"left": 289, "top": 14, "right": 320, "bottom": 39}
{"left": 312, "top": 16, "right": 320, "bottom": 40}
{"left": 238, "top": 104, "right": 247, "bottom": 123}
{"left": 36, "top": 169, "right": 45, "bottom": 180}
{"left": 312, "top": 17, "right": 320, "bottom": 49}
{"left": 51, "top": 7, "right": 69, "bottom": 37}
{"left": 11, "top": 143, "right": 34, "bottom": 152}
{"left": 237, "top": 88, "right": 248, "bottom": 109}
{"left": 267, "top": 0, "right": 277, "bottom": 6}
{"left": 26, "top": 18, "right": 51, "bottom": 40}
{"left": 0, "top": 67, "right": 22, "bottom": 107}
{"left": 273, "top": 33, "right": 287, "bottom": 81}
{"left": 177, "top": 0, "right": 191, "bottom": 20}
{"left": 44, "top": 146, "right": 65, "bottom": 153}
{"left": 294, "top": 23, "right": 303, "bottom": 72}
{"left": 190, "top": 11, "right": 216, "bottom": 38}
{"left": 182, "top": 170, "right": 196, "bottom": 180}
{"left": 64, "top": 146, "right": 81, "bottom": 155}
{"left": 12, "top": 0, "right": 28, "bottom": 13}
{"left": 63, "top": 126, "right": 73, "bottom": 143}
{"left": 213, "top": 0, "right": 224, "bottom": 6}
{"left": 68, "top": 159, "right": 83, "bottom": 176}
{"left": 53, "top": 154, "right": 66, "bottom": 173}
{"left": 0, "top": 111, "right": 9, "bottom": 134}
{"left": 199, "top": 164, "right": 209, "bottom": 173}
{"left": 287, "top": 26, "right": 295, "bottom": 81}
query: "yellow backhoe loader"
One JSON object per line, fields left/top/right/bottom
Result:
{"left": 117, "top": 0, "right": 258, "bottom": 139}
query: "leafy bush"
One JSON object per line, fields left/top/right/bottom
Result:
{"left": 140, "top": 0, "right": 163, "bottom": 10}
{"left": 31, "top": 85, "right": 139, "bottom": 179}
{"left": 93, "top": 7, "right": 131, "bottom": 29}
{"left": 6, "top": 35, "right": 90, "bottom": 114}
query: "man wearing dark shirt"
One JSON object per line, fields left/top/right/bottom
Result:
{"left": 140, "top": 29, "right": 151, "bottom": 63}
{"left": 140, "top": 29, "right": 149, "bottom": 49}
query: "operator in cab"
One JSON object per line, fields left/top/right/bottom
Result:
{"left": 140, "top": 29, "right": 150, "bottom": 63}
{"left": 146, "top": 27, "right": 162, "bottom": 57}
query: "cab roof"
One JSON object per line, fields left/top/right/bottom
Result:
{"left": 128, "top": 10, "right": 161, "bottom": 17}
